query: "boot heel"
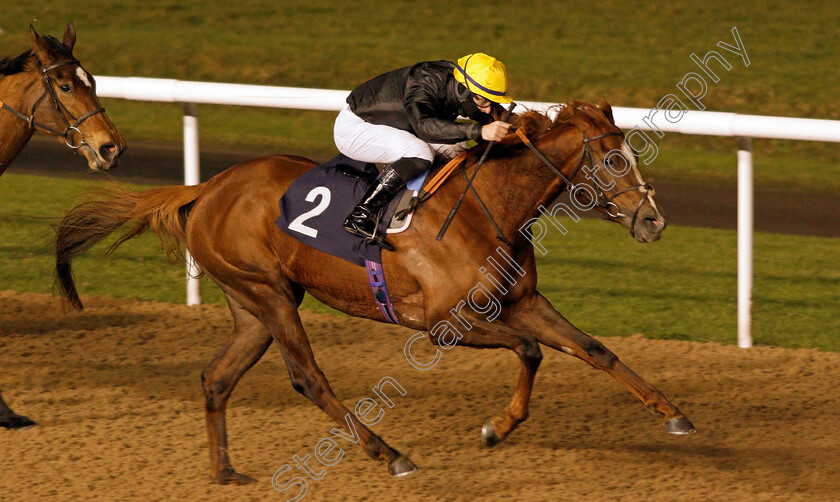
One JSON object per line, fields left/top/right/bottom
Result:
{"left": 366, "top": 233, "right": 395, "bottom": 251}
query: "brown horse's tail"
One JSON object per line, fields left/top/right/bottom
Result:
{"left": 55, "top": 182, "right": 204, "bottom": 311}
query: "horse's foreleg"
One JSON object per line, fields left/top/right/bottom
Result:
{"left": 429, "top": 317, "right": 542, "bottom": 446}
{"left": 508, "top": 292, "right": 695, "bottom": 434}
{"left": 202, "top": 297, "right": 273, "bottom": 485}
{"left": 0, "top": 390, "right": 36, "bottom": 429}
{"left": 263, "top": 297, "right": 416, "bottom": 477}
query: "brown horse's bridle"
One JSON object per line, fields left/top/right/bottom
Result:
{"left": 516, "top": 128, "right": 655, "bottom": 238}
{"left": 0, "top": 58, "right": 106, "bottom": 152}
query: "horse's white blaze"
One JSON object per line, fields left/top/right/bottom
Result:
{"left": 648, "top": 192, "right": 659, "bottom": 217}
{"left": 621, "top": 141, "right": 663, "bottom": 220}
{"left": 621, "top": 142, "right": 644, "bottom": 185}
{"left": 75, "top": 67, "right": 92, "bottom": 88}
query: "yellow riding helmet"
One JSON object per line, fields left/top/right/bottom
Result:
{"left": 453, "top": 53, "right": 513, "bottom": 104}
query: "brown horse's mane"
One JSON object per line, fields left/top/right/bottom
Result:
{"left": 512, "top": 100, "right": 609, "bottom": 138}
{"left": 510, "top": 108, "right": 556, "bottom": 137}
{"left": 453, "top": 99, "right": 607, "bottom": 169}
{"left": 0, "top": 35, "right": 72, "bottom": 76}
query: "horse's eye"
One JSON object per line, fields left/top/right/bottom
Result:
{"left": 59, "top": 84, "right": 72, "bottom": 93}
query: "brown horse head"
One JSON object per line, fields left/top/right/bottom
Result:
{"left": 22, "top": 22, "right": 126, "bottom": 170}
{"left": 561, "top": 99, "right": 666, "bottom": 243}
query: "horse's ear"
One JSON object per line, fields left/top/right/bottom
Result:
{"left": 565, "top": 101, "right": 577, "bottom": 125}
{"left": 63, "top": 21, "right": 76, "bottom": 52}
{"left": 599, "top": 98, "right": 615, "bottom": 126}
{"left": 29, "top": 25, "right": 53, "bottom": 65}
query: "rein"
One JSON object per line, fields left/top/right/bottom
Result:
{"left": 436, "top": 103, "right": 517, "bottom": 245}
{"left": 0, "top": 59, "right": 106, "bottom": 151}
{"left": 515, "top": 127, "right": 654, "bottom": 238}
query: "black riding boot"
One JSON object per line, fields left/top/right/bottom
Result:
{"left": 343, "top": 166, "right": 406, "bottom": 250}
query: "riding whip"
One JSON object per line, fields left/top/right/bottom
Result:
{"left": 436, "top": 102, "right": 517, "bottom": 242}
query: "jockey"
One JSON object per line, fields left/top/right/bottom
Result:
{"left": 334, "top": 53, "right": 513, "bottom": 250}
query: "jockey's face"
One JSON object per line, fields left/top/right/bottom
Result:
{"left": 472, "top": 94, "right": 493, "bottom": 114}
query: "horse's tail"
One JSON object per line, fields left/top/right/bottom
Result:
{"left": 55, "top": 182, "right": 204, "bottom": 311}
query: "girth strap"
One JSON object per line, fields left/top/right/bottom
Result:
{"left": 365, "top": 260, "right": 400, "bottom": 324}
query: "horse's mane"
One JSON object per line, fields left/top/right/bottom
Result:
{"left": 0, "top": 35, "right": 73, "bottom": 76}
{"left": 511, "top": 100, "right": 607, "bottom": 138}
{"left": 0, "top": 50, "right": 33, "bottom": 76}
{"left": 460, "top": 99, "right": 608, "bottom": 164}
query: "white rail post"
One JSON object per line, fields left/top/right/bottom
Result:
{"left": 737, "top": 137, "right": 753, "bottom": 347}
{"left": 183, "top": 103, "right": 202, "bottom": 306}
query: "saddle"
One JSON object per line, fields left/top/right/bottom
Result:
{"left": 273, "top": 152, "right": 468, "bottom": 325}
{"left": 275, "top": 155, "right": 432, "bottom": 266}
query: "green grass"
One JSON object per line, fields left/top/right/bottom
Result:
{"left": 534, "top": 216, "right": 840, "bottom": 350}
{"left": 2, "top": 0, "right": 840, "bottom": 190}
{"left": 1, "top": 172, "right": 837, "bottom": 351}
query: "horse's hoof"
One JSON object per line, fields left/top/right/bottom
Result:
{"left": 388, "top": 456, "right": 418, "bottom": 478}
{"left": 216, "top": 469, "right": 257, "bottom": 485}
{"left": 666, "top": 416, "right": 697, "bottom": 435}
{"left": 0, "top": 413, "right": 37, "bottom": 430}
{"left": 482, "top": 421, "right": 501, "bottom": 447}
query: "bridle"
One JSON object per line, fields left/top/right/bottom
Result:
{"left": 515, "top": 127, "right": 655, "bottom": 238}
{"left": 0, "top": 58, "right": 106, "bottom": 152}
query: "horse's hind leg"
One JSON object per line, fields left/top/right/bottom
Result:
{"left": 509, "top": 292, "right": 695, "bottom": 434}
{"left": 0, "top": 390, "right": 36, "bottom": 429}
{"left": 202, "top": 295, "right": 273, "bottom": 484}
{"left": 238, "top": 284, "right": 416, "bottom": 477}
{"left": 428, "top": 317, "right": 542, "bottom": 446}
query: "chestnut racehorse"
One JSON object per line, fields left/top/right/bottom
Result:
{"left": 0, "top": 22, "right": 125, "bottom": 429}
{"left": 55, "top": 100, "right": 694, "bottom": 484}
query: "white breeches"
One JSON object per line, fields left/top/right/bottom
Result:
{"left": 333, "top": 106, "right": 467, "bottom": 164}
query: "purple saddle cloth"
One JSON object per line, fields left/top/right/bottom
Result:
{"left": 275, "top": 154, "right": 388, "bottom": 266}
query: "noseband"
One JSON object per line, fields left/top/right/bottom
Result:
{"left": 0, "top": 58, "right": 106, "bottom": 151}
{"left": 515, "top": 127, "right": 655, "bottom": 238}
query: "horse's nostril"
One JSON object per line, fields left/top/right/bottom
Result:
{"left": 99, "top": 144, "right": 118, "bottom": 161}
{"left": 644, "top": 217, "right": 665, "bottom": 230}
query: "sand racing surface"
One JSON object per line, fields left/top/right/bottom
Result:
{"left": 1, "top": 290, "right": 839, "bottom": 501}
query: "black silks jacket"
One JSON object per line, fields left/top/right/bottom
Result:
{"left": 346, "top": 60, "right": 503, "bottom": 144}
